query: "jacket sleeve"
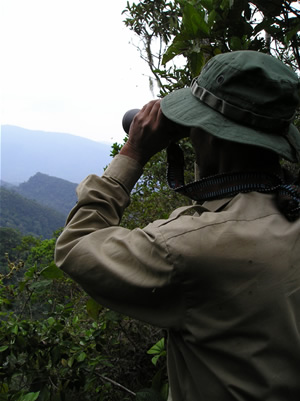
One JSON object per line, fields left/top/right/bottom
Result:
{"left": 54, "top": 155, "right": 184, "bottom": 328}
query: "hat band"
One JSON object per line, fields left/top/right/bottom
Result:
{"left": 191, "top": 80, "right": 292, "bottom": 134}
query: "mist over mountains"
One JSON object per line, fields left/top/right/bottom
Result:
{"left": 0, "top": 125, "right": 116, "bottom": 238}
{"left": 1, "top": 125, "right": 114, "bottom": 184}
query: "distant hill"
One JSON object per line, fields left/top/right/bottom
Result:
{"left": 1, "top": 125, "right": 113, "bottom": 184}
{"left": 0, "top": 180, "right": 16, "bottom": 189}
{"left": 0, "top": 187, "right": 66, "bottom": 239}
{"left": 16, "top": 172, "right": 77, "bottom": 216}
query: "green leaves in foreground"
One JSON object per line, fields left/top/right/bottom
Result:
{"left": 147, "top": 338, "right": 166, "bottom": 366}
{"left": 0, "top": 234, "right": 167, "bottom": 400}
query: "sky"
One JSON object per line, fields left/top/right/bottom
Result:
{"left": 1, "top": 0, "right": 155, "bottom": 144}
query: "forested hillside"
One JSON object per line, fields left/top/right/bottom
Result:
{"left": 0, "top": 187, "right": 66, "bottom": 238}
{"left": 16, "top": 173, "right": 77, "bottom": 216}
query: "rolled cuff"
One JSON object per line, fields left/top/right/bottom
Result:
{"left": 103, "top": 154, "right": 143, "bottom": 193}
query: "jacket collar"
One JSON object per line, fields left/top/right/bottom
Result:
{"left": 202, "top": 197, "right": 233, "bottom": 212}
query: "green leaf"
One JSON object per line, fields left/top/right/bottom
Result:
{"left": 214, "top": 47, "right": 222, "bottom": 55}
{"left": 50, "top": 346, "right": 61, "bottom": 364}
{"left": 207, "top": 9, "right": 218, "bottom": 29}
{"left": 86, "top": 298, "right": 102, "bottom": 320}
{"left": 229, "top": 36, "right": 242, "bottom": 51}
{"left": 163, "top": 37, "right": 187, "bottom": 65}
{"left": 11, "top": 324, "right": 19, "bottom": 335}
{"left": 19, "top": 392, "right": 40, "bottom": 401}
{"left": 29, "top": 279, "right": 51, "bottom": 291}
{"left": 160, "top": 383, "right": 169, "bottom": 400}
{"left": 25, "top": 265, "right": 37, "bottom": 278}
{"left": 41, "top": 262, "right": 64, "bottom": 279}
{"left": 61, "top": 358, "right": 67, "bottom": 367}
{"left": 77, "top": 351, "right": 87, "bottom": 362}
{"left": 190, "top": 51, "right": 205, "bottom": 76}
{"left": 284, "top": 23, "right": 300, "bottom": 45}
{"left": 220, "top": 0, "right": 233, "bottom": 10}
{"left": 18, "top": 280, "right": 26, "bottom": 292}
{"left": 201, "top": 0, "right": 214, "bottom": 12}
{"left": 73, "top": 315, "right": 79, "bottom": 324}
{"left": 151, "top": 355, "right": 161, "bottom": 366}
{"left": 47, "top": 316, "right": 55, "bottom": 326}
{"left": 151, "top": 368, "right": 163, "bottom": 391}
{"left": 147, "top": 338, "right": 165, "bottom": 355}
{"left": 182, "top": 4, "right": 209, "bottom": 36}
{"left": 147, "top": 338, "right": 166, "bottom": 366}
{"left": 67, "top": 356, "right": 75, "bottom": 367}
{"left": 0, "top": 382, "right": 9, "bottom": 393}
{"left": 0, "top": 345, "right": 8, "bottom": 352}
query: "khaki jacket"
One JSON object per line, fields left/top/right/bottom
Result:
{"left": 55, "top": 155, "right": 300, "bottom": 401}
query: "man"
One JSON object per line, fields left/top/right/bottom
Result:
{"left": 55, "top": 51, "right": 300, "bottom": 400}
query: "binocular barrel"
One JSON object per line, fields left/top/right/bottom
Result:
{"left": 122, "top": 109, "right": 140, "bottom": 133}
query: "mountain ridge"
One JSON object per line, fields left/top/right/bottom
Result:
{"left": 1, "top": 125, "right": 114, "bottom": 184}
{"left": 16, "top": 172, "right": 78, "bottom": 216}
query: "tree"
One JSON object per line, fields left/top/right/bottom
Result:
{"left": 123, "top": 0, "right": 300, "bottom": 96}
{"left": 0, "top": 228, "right": 23, "bottom": 273}
{"left": 121, "top": 0, "right": 300, "bottom": 183}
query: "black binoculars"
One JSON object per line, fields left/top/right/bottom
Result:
{"left": 122, "top": 109, "right": 140, "bottom": 134}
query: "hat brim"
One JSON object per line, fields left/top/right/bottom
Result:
{"left": 161, "top": 88, "right": 300, "bottom": 163}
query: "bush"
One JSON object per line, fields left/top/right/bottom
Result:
{"left": 0, "top": 236, "right": 168, "bottom": 401}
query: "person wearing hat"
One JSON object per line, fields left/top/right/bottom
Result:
{"left": 55, "top": 51, "right": 300, "bottom": 400}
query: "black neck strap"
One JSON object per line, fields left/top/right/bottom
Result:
{"left": 166, "top": 143, "right": 300, "bottom": 221}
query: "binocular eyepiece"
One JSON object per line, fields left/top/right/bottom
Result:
{"left": 122, "top": 109, "right": 140, "bottom": 134}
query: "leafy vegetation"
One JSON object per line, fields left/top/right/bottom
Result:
{"left": 121, "top": 0, "right": 300, "bottom": 179}
{"left": 0, "top": 229, "right": 23, "bottom": 274}
{"left": 123, "top": 0, "right": 300, "bottom": 96}
{"left": 0, "top": 232, "right": 167, "bottom": 400}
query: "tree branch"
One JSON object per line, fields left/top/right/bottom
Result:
{"left": 94, "top": 370, "right": 136, "bottom": 396}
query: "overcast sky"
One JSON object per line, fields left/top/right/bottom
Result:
{"left": 1, "top": 0, "right": 155, "bottom": 143}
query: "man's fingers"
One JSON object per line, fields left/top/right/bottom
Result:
{"left": 131, "top": 100, "right": 162, "bottom": 133}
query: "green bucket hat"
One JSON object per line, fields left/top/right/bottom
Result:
{"left": 161, "top": 50, "right": 300, "bottom": 163}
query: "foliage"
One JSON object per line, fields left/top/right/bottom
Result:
{"left": 123, "top": 0, "right": 300, "bottom": 96}
{"left": 122, "top": 0, "right": 300, "bottom": 174}
{"left": 0, "top": 232, "right": 167, "bottom": 400}
{"left": 0, "top": 229, "right": 23, "bottom": 273}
